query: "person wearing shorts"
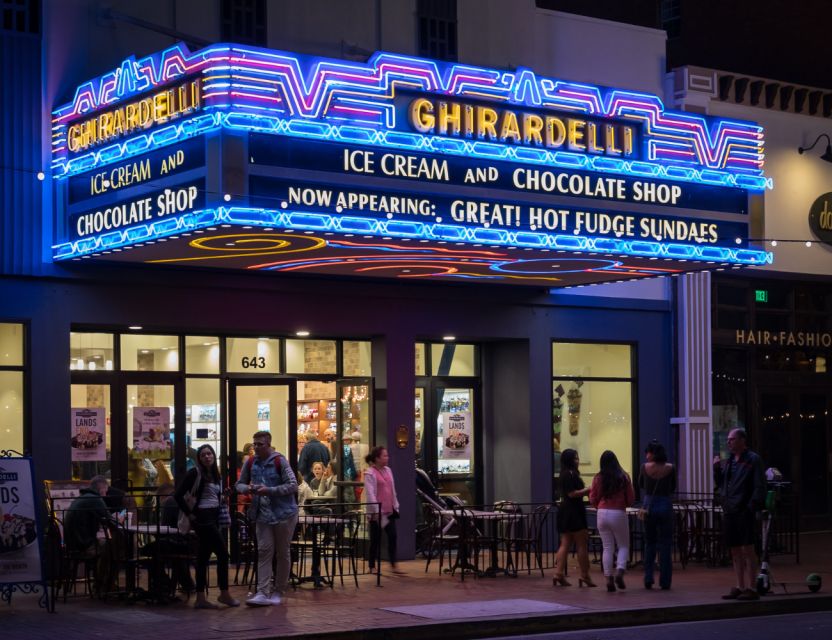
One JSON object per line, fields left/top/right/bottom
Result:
{"left": 713, "top": 428, "right": 766, "bottom": 601}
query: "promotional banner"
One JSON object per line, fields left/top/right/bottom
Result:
{"left": 70, "top": 407, "right": 106, "bottom": 462}
{"left": 0, "top": 457, "right": 43, "bottom": 583}
{"left": 131, "top": 407, "right": 171, "bottom": 460}
{"left": 441, "top": 411, "right": 472, "bottom": 459}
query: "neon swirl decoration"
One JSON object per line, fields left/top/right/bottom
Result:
{"left": 52, "top": 43, "right": 769, "bottom": 191}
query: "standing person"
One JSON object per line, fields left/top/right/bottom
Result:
{"left": 590, "top": 450, "right": 635, "bottom": 592}
{"left": 236, "top": 430, "right": 298, "bottom": 606}
{"left": 175, "top": 444, "right": 239, "bottom": 609}
{"left": 553, "top": 449, "right": 595, "bottom": 587}
{"left": 713, "top": 428, "right": 766, "bottom": 601}
{"left": 297, "top": 429, "right": 330, "bottom": 483}
{"left": 639, "top": 440, "right": 676, "bottom": 590}
{"left": 363, "top": 446, "right": 404, "bottom": 574}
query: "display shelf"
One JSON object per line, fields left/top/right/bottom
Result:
{"left": 297, "top": 399, "right": 336, "bottom": 435}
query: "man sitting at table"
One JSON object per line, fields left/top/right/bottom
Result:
{"left": 64, "top": 476, "right": 119, "bottom": 593}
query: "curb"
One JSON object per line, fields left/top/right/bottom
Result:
{"left": 284, "top": 593, "right": 832, "bottom": 640}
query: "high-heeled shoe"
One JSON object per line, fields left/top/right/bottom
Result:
{"left": 552, "top": 574, "right": 572, "bottom": 587}
{"left": 615, "top": 569, "right": 626, "bottom": 590}
{"left": 606, "top": 576, "right": 616, "bottom": 592}
{"left": 578, "top": 576, "right": 597, "bottom": 588}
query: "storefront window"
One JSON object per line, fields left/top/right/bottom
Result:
{"left": 0, "top": 323, "right": 25, "bottom": 454}
{"left": 70, "top": 332, "right": 114, "bottom": 371}
{"left": 71, "top": 384, "right": 111, "bottom": 480}
{"left": 227, "top": 337, "right": 280, "bottom": 373}
{"left": 712, "top": 348, "right": 747, "bottom": 459}
{"left": 552, "top": 342, "right": 634, "bottom": 487}
{"left": 121, "top": 334, "right": 179, "bottom": 371}
{"left": 187, "top": 378, "right": 220, "bottom": 465}
{"left": 342, "top": 340, "right": 371, "bottom": 376}
{"left": 415, "top": 343, "right": 426, "bottom": 375}
{"left": 0, "top": 372, "right": 23, "bottom": 454}
{"left": 185, "top": 336, "right": 220, "bottom": 374}
{"left": 430, "top": 343, "right": 476, "bottom": 376}
{"left": 0, "top": 323, "right": 24, "bottom": 366}
{"left": 286, "top": 339, "right": 337, "bottom": 374}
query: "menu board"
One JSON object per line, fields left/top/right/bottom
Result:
{"left": 0, "top": 457, "right": 43, "bottom": 584}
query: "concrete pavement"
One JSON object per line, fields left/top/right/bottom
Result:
{"left": 2, "top": 532, "right": 830, "bottom": 640}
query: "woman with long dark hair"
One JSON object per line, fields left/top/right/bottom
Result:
{"left": 639, "top": 440, "right": 676, "bottom": 590}
{"left": 553, "top": 449, "right": 595, "bottom": 587}
{"left": 175, "top": 443, "right": 239, "bottom": 608}
{"left": 363, "top": 446, "right": 404, "bottom": 574}
{"left": 589, "top": 450, "right": 634, "bottom": 592}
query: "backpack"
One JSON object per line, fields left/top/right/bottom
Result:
{"left": 242, "top": 454, "right": 283, "bottom": 481}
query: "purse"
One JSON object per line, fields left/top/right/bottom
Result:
{"left": 177, "top": 473, "right": 201, "bottom": 534}
{"left": 637, "top": 468, "right": 665, "bottom": 521}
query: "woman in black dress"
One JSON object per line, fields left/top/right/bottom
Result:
{"left": 553, "top": 449, "right": 596, "bottom": 587}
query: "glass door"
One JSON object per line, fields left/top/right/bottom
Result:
{"left": 799, "top": 392, "right": 829, "bottom": 516}
{"left": 336, "top": 378, "right": 373, "bottom": 503}
{"left": 124, "top": 379, "right": 182, "bottom": 497}
{"left": 228, "top": 379, "right": 297, "bottom": 482}
{"left": 757, "top": 388, "right": 831, "bottom": 519}
{"left": 71, "top": 380, "right": 114, "bottom": 481}
{"left": 416, "top": 379, "right": 481, "bottom": 505}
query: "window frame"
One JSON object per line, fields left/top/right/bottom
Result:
{"left": 0, "top": 320, "right": 29, "bottom": 455}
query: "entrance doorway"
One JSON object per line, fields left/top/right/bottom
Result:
{"left": 415, "top": 379, "right": 482, "bottom": 505}
{"left": 756, "top": 388, "right": 831, "bottom": 521}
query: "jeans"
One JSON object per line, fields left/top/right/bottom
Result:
{"left": 369, "top": 519, "right": 397, "bottom": 567}
{"left": 597, "top": 509, "right": 629, "bottom": 576}
{"left": 643, "top": 496, "right": 673, "bottom": 588}
{"left": 256, "top": 514, "right": 298, "bottom": 596}
{"left": 194, "top": 508, "right": 228, "bottom": 591}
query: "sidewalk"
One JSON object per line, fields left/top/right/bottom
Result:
{"left": 3, "top": 532, "right": 830, "bottom": 640}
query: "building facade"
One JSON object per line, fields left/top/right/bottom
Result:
{"left": 2, "top": 1, "right": 783, "bottom": 553}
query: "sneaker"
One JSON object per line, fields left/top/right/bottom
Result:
{"left": 721, "top": 587, "right": 742, "bottom": 600}
{"left": 246, "top": 592, "right": 272, "bottom": 607}
{"left": 268, "top": 592, "right": 282, "bottom": 605}
{"left": 736, "top": 589, "right": 760, "bottom": 601}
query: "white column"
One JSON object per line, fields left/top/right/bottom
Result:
{"left": 672, "top": 271, "right": 713, "bottom": 494}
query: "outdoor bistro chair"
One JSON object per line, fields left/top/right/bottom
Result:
{"left": 512, "top": 504, "right": 551, "bottom": 577}
{"left": 422, "top": 502, "right": 460, "bottom": 575}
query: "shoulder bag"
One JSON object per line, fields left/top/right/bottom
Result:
{"left": 177, "top": 473, "right": 201, "bottom": 534}
{"left": 637, "top": 467, "right": 666, "bottom": 522}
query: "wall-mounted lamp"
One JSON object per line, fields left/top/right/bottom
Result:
{"left": 798, "top": 133, "right": 832, "bottom": 162}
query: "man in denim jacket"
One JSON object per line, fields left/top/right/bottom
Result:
{"left": 236, "top": 430, "right": 298, "bottom": 606}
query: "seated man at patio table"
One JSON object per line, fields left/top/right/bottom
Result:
{"left": 64, "top": 475, "right": 120, "bottom": 593}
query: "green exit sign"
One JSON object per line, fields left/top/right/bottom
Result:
{"left": 755, "top": 289, "right": 769, "bottom": 303}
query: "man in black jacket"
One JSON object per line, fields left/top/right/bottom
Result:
{"left": 297, "top": 429, "right": 330, "bottom": 483}
{"left": 64, "top": 476, "right": 113, "bottom": 556}
{"left": 713, "top": 428, "right": 766, "bottom": 601}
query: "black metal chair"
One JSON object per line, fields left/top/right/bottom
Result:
{"left": 512, "top": 504, "right": 551, "bottom": 577}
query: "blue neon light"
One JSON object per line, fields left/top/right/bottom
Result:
{"left": 52, "top": 206, "right": 773, "bottom": 267}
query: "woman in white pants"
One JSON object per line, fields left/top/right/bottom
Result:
{"left": 590, "top": 450, "right": 635, "bottom": 592}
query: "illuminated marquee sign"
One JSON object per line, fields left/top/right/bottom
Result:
{"left": 405, "top": 97, "right": 637, "bottom": 158}
{"left": 67, "top": 78, "right": 201, "bottom": 155}
{"left": 51, "top": 43, "right": 772, "bottom": 275}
